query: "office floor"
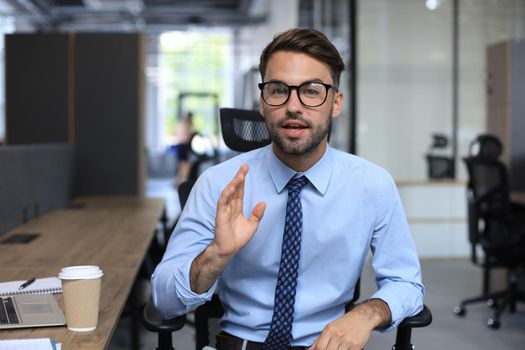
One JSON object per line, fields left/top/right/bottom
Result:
{"left": 107, "top": 178, "right": 525, "bottom": 350}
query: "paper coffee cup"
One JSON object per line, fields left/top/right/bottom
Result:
{"left": 58, "top": 265, "right": 103, "bottom": 332}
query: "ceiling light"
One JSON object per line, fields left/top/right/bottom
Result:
{"left": 425, "top": 0, "right": 442, "bottom": 10}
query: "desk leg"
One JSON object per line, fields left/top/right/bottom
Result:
{"left": 129, "top": 280, "right": 141, "bottom": 350}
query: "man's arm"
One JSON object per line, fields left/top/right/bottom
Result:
{"left": 309, "top": 170, "right": 422, "bottom": 350}
{"left": 190, "top": 164, "right": 266, "bottom": 293}
{"left": 152, "top": 164, "right": 265, "bottom": 317}
{"left": 308, "top": 299, "right": 391, "bottom": 350}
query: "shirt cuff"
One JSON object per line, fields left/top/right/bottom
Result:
{"left": 174, "top": 259, "right": 218, "bottom": 312}
{"left": 369, "top": 290, "right": 404, "bottom": 332}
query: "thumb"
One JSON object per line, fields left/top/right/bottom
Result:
{"left": 249, "top": 201, "right": 266, "bottom": 224}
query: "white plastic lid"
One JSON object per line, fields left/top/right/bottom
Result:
{"left": 58, "top": 265, "right": 103, "bottom": 280}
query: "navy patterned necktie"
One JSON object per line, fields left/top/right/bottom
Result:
{"left": 263, "top": 176, "right": 308, "bottom": 350}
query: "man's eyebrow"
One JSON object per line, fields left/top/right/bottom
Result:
{"left": 264, "top": 78, "right": 328, "bottom": 85}
{"left": 304, "top": 78, "right": 325, "bottom": 84}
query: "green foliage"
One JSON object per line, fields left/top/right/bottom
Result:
{"left": 160, "top": 31, "right": 230, "bottom": 141}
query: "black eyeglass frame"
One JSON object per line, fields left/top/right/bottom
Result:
{"left": 258, "top": 81, "right": 339, "bottom": 107}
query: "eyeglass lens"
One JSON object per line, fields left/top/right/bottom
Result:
{"left": 262, "top": 82, "right": 329, "bottom": 107}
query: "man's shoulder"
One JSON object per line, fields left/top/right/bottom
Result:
{"left": 330, "top": 147, "right": 391, "bottom": 180}
{"left": 329, "top": 148, "right": 397, "bottom": 204}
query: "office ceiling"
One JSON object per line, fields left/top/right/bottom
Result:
{"left": 2, "top": 0, "right": 267, "bottom": 32}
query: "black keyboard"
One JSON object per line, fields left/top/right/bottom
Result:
{"left": 1, "top": 297, "right": 19, "bottom": 325}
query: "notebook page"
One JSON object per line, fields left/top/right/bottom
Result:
{"left": 0, "top": 338, "right": 57, "bottom": 350}
{"left": 0, "top": 277, "right": 62, "bottom": 296}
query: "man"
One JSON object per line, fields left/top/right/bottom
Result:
{"left": 174, "top": 111, "right": 196, "bottom": 187}
{"left": 152, "top": 28, "right": 424, "bottom": 350}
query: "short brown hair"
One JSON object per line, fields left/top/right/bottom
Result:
{"left": 259, "top": 28, "right": 345, "bottom": 86}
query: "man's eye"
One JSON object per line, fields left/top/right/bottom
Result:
{"left": 270, "top": 86, "right": 288, "bottom": 95}
{"left": 303, "top": 88, "right": 321, "bottom": 96}
{"left": 302, "top": 84, "right": 323, "bottom": 96}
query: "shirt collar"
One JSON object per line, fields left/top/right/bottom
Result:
{"left": 265, "top": 144, "right": 334, "bottom": 196}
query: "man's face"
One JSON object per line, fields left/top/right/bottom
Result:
{"left": 260, "top": 51, "right": 343, "bottom": 167}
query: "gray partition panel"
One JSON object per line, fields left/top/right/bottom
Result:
{"left": 0, "top": 147, "right": 32, "bottom": 235}
{"left": 28, "top": 144, "right": 75, "bottom": 214}
{"left": 74, "top": 33, "right": 142, "bottom": 195}
{"left": 5, "top": 34, "right": 70, "bottom": 144}
{"left": 0, "top": 144, "right": 74, "bottom": 236}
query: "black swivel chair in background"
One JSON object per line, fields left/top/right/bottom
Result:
{"left": 454, "top": 134, "right": 525, "bottom": 329}
{"left": 143, "top": 108, "right": 432, "bottom": 350}
{"left": 219, "top": 107, "right": 272, "bottom": 152}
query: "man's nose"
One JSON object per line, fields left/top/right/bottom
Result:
{"left": 286, "top": 88, "right": 303, "bottom": 112}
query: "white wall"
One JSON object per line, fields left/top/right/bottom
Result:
{"left": 232, "top": 0, "right": 299, "bottom": 108}
{"left": 398, "top": 181, "right": 469, "bottom": 258}
{"left": 358, "top": 0, "right": 525, "bottom": 182}
{"left": 359, "top": 0, "right": 454, "bottom": 181}
{"left": 358, "top": 0, "right": 525, "bottom": 258}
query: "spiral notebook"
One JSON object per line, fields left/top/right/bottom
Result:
{"left": 0, "top": 277, "right": 62, "bottom": 296}
{"left": 0, "top": 338, "right": 61, "bottom": 350}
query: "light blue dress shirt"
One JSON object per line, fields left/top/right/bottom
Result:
{"left": 152, "top": 145, "right": 424, "bottom": 346}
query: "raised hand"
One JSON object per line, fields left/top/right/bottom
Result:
{"left": 190, "top": 164, "right": 266, "bottom": 293}
{"left": 213, "top": 164, "right": 266, "bottom": 258}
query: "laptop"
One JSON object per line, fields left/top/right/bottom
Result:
{"left": 0, "top": 294, "right": 66, "bottom": 329}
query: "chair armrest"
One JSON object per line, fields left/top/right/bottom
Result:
{"left": 398, "top": 304, "right": 432, "bottom": 328}
{"left": 142, "top": 301, "right": 186, "bottom": 333}
{"left": 393, "top": 305, "right": 432, "bottom": 350}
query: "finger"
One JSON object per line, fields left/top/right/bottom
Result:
{"left": 313, "top": 333, "right": 329, "bottom": 350}
{"left": 249, "top": 201, "right": 266, "bottom": 224}
{"left": 228, "top": 164, "right": 248, "bottom": 205}
{"left": 217, "top": 181, "right": 236, "bottom": 210}
{"left": 231, "top": 165, "right": 248, "bottom": 212}
{"left": 235, "top": 164, "right": 249, "bottom": 210}
{"left": 326, "top": 338, "right": 341, "bottom": 350}
{"left": 218, "top": 165, "right": 249, "bottom": 208}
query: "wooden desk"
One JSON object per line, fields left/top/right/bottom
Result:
{"left": 0, "top": 196, "right": 164, "bottom": 349}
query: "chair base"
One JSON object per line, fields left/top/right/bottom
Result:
{"left": 454, "top": 273, "right": 525, "bottom": 329}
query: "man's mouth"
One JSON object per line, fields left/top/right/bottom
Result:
{"left": 283, "top": 124, "right": 307, "bottom": 130}
{"left": 280, "top": 121, "right": 309, "bottom": 138}
{"left": 282, "top": 120, "right": 308, "bottom": 130}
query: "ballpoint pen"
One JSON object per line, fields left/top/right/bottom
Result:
{"left": 19, "top": 277, "right": 36, "bottom": 290}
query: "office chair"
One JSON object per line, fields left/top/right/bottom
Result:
{"left": 219, "top": 107, "right": 271, "bottom": 152}
{"left": 454, "top": 134, "right": 525, "bottom": 329}
{"left": 143, "top": 108, "right": 271, "bottom": 350}
{"left": 144, "top": 294, "right": 431, "bottom": 350}
{"left": 143, "top": 108, "right": 432, "bottom": 349}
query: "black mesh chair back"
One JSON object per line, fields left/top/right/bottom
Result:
{"left": 464, "top": 158, "right": 514, "bottom": 250}
{"left": 220, "top": 108, "right": 271, "bottom": 152}
{"left": 464, "top": 134, "right": 508, "bottom": 255}
{"left": 469, "top": 134, "right": 503, "bottom": 160}
{"left": 456, "top": 135, "right": 525, "bottom": 328}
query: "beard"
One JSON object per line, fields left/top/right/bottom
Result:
{"left": 266, "top": 111, "right": 332, "bottom": 156}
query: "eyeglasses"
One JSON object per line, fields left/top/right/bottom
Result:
{"left": 258, "top": 81, "right": 338, "bottom": 107}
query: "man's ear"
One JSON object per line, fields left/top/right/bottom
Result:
{"left": 331, "top": 90, "right": 344, "bottom": 119}
{"left": 259, "top": 95, "right": 265, "bottom": 117}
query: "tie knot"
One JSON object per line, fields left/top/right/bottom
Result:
{"left": 287, "top": 176, "right": 308, "bottom": 194}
